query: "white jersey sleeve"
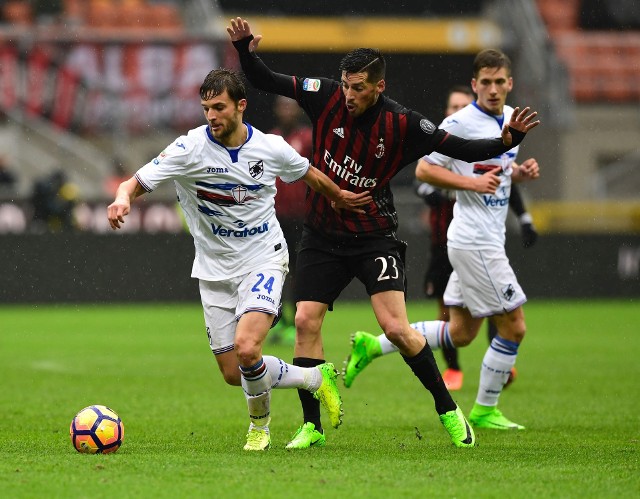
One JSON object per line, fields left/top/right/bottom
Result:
{"left": 135, "top": 134, "right": 201, "bottom": 192}
{"left": 269, "top": 134, "right": 310, "bottom": 184}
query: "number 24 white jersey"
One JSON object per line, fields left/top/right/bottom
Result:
{"left": 135, "top": 123, "right": 310, "bottom": 280}
{"left": 424, "top": 103, "right": 520, "bottom": 250}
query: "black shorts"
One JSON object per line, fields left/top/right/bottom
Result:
{"left": 294, "top": 226, "right": 407, "bottom": 309}
{"left": 424, "top": 244, "right": 453, "bottom": 298}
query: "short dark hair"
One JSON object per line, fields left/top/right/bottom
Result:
{"left": 339, "top": 48, "right": 386, "bottom": 82}
{"left": 199, "top": 69, "right": 247, "bottom": 103}
{"left": 447, "top": 85, "right": 474, "bottom": 99}
{"left": 472, "top": 49, "right": 512, "bottom": 78}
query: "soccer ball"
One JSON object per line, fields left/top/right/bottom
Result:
{"left": 69, "top": 405, "right": 124, "bottom": 454}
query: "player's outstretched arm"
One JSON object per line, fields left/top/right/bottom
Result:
{"left": 415, "top": 159, "right": 500, "bottom": 194}
{"left": 302, "top": 166, "right": 372, "bottom": 213}
{"left": 227, "top": 17, "right": 263, "bottom": 52}
{"left": 434, "top": 106, "right": 540, "bottom": 162}
{"left": 107, "top": 177, "right": 146, "bottom": 230}
{"left": 501, "top": 107, "right": 540, "bottom": 147}
{"left": 227, "top": 17, "right": 296, "bottom": 97}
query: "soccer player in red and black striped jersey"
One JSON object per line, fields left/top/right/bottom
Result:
{"left": 228, "top": 17, "right": 540, "bottom": 450}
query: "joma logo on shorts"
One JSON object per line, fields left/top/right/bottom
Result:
{"left": 211, "top": 221, "right": 269, "bottom": 237}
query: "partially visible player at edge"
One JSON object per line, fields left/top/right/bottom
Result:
{"left": 416, "top": 85, "right": 538, "bottom": 391}
{"left": 228, "top": 17, "right": 539, "bottom": 449}
{"left": 345, "top": 49, "right": 541, "bottom": 431}
{"left": 107, "top": 68, "right": 373, "bottom": 451}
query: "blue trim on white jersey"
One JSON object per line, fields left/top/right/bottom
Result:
{"left": 472, "top": 101, "right": 504, "bottom": 129}
{"left": 205, "top": 122, "right": 254, "bottom": 163}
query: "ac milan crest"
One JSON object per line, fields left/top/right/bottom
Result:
{"left": 375, "top": 138, "right": 385, "bottom": 159}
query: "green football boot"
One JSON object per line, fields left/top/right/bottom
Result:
{"left": 285, "top": 422, "right": 326, "bottom": 450}
{"left": 439, "top": 406, "right": 476, "bottom": 448}
{"left": 243, "top": 423, "right": 271, "bottom": 451}
{"left": 343, "top": 331, "right": 382, "bottom": 388}
{"left": 313, "top": 363, "right": 344, "bottom": 429}
{"left": 469, "top": 404, "right": 525, "bottom": 430}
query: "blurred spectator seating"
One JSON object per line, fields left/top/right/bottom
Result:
{"left": 65, "top": 0, "right": 183, "bottom": 31}
{"left": 2, "top": 0, "right": 34, "bottom": 26}
{"left": 537, "top": 0, "right": 640, "bottom": 102}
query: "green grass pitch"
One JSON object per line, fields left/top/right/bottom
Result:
{"left": 1, "top": 300, "right": 638, "bottom": 498}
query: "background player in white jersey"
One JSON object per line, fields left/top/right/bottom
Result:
{"left": 344, "top": 49, "right": 540, "bottom": 430}
{"left": 107, "top": 69, "right": 372, "bottom": 451}
{"left": 415, "top": 85, "right": 538, "bottom": 391}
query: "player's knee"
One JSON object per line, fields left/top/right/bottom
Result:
{"left": 294, "top": 310, "right": 322, "bottom": 339}
{"left": 234, "top": 337, "right": 261, "bottom": 367}
{"left": 380, "top": 320, "right": 405, "bottom": 345}
{"left": 507, "top": 324, "right": 526, "bottom": 343}
{"left": 500, "top": 314, "right": 526, "bottom": 343}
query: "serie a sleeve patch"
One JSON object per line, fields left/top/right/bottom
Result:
{"left": 302, "top": 78, "right": 321, "bottom": 92}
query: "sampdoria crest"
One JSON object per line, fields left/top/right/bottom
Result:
{"left": 248, "top": 160, "right": 264, "bottom": 179}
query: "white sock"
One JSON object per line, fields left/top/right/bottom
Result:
{"left": 262, "top": 355, "right": 321, "bottom": 391}
{"left": 378, "top": 333, "right": 397, "bottom": 354}
{"left": 476, "top": 337, "right": 519, "bottom": 407}
{"left": 412, "top": 320, "right": 452, "bottom": 349}
{"left": 240, "top": 358, "right": 272, "bottom": 427}
{"left": 377, "top": 320, "right": 451, "bottom": 355}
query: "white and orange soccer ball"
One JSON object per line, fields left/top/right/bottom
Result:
{"left": 69, "top": 405, "right": 124, "bottom": 454}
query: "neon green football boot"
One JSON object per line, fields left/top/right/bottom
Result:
{"left": 343, "top": 331, "right": 382, "bottom": 388}
{"left": 468, "top": 404, "right": 525, "bottom": 430}
{"left": 285, "top": 422, "right": 326, "bottom": 450}
{"left": 439, "top": 406, "right": 476, "bottom": 448}
{"left": 313, "top": 363, "right": 344, "bottom": 429}
{"left": 243, "top": 422, "right": 271, "bottom": 451}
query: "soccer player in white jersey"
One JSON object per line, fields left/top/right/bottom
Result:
{"left": 107, "top": 69, "right": 372, "bottom": 451}
{"left": 344, "top": 49, "right": 540, "bottom": 430}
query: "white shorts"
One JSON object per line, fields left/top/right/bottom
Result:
{"left": 199, "top": 262, "right": 287, "bottom": 355}
{"left": 443, "top": 247, "right": 526, "bottom": 318}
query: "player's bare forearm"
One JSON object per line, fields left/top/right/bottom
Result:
{"left": 107, "top": 177, "right": 145, "bottom": 230}
{"left": 303, "top": 166, "right": 372, "bottom": 213}
{"left": 228, "top": 17, "right": 295, "bottom": 97}
{"left": 416, "top": 160, "right": 472, "bottom": 191}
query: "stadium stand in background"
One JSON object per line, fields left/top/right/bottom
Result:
{"left": 0, "top": 0, "right": 638, "bottom": 234}
{"left": 1, "top": 0, "right": 184, "bottom": 31}
{"left": 537, "top": 0, "right": 640, "bottom": 102}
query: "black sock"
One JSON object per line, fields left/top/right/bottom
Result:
{"left": 487, "top": 321, "right": 498, "bottom": 343}
{"left": 442, "top": 346, "right": 461, "bottom": 371}
{"left": 403, "top": 343, "right": 456, "bottom": 415}
{"left": 293, "top": 357, "right": 324, "bottom": 432}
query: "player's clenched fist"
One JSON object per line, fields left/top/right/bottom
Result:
{"left": 107, "top": 177, "right": 144, "bottom": 230}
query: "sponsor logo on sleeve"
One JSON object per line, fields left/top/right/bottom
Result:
{"left": 419, "top": 119, "right": 436, "bottom": 134}
{"left": 303, "top": 78, "right": 321, "bottom": 92}
{"left": 152, "top": 151, "right": 168, "bottom": 165}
